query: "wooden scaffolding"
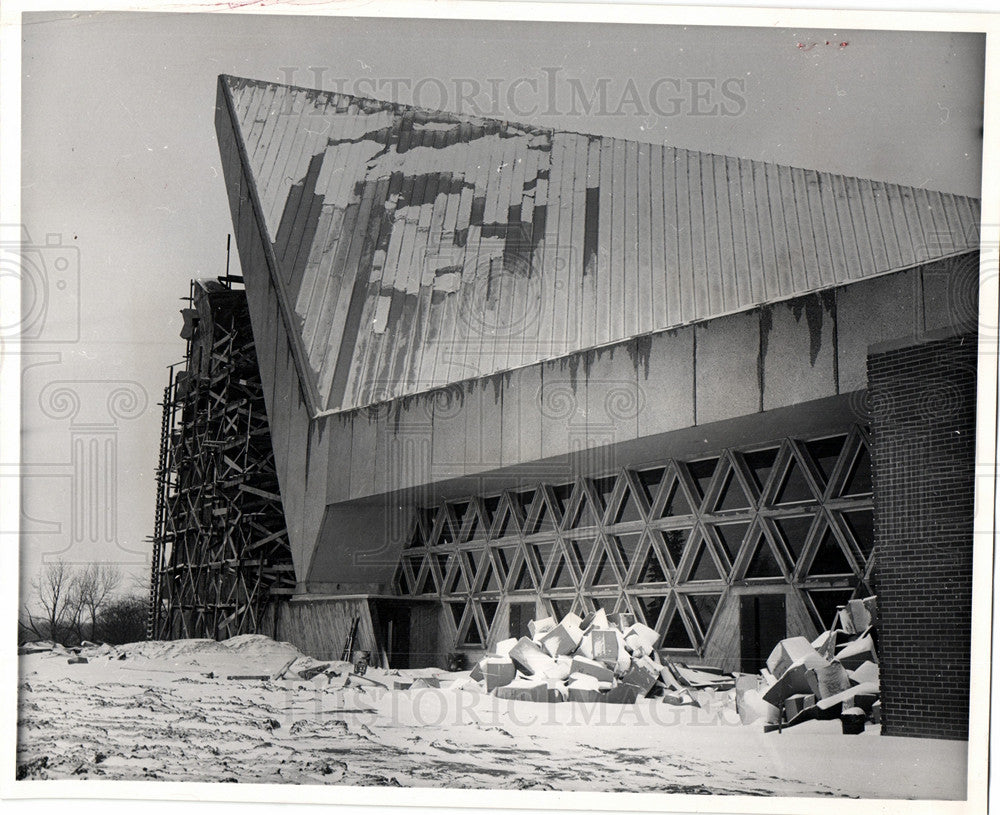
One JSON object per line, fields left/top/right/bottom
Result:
{"left": 146, "top": 278, "right": 295, "bottom": 640}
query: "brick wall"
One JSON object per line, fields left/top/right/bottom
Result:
{"left": 868, "top": 333, "right": 977, "bottom": 740}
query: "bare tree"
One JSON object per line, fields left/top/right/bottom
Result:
{"left": 18, "top": 608, "right": 45, "bottom": 644}
{"left": 75, "top": 564, "right": 122, "bottom": 639}
{"left": 22, "top": 561, "right": 76, "bottom": 644}
{"left": 96, "top": 594, "right": 147, "bottom": 644}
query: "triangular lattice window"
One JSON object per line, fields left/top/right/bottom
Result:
{"left": 773, "top": 515, "right": 815, "bottom": 565}
{"left": 806, "top": 435, "right": 847, "bottom": 489}
{"left": 633, "top": 593, "right": 668, "bottom": 629}
{"left": 841, "top": 509, "right": 876, "bottom": 562}
{"left": 508, "top": 554, "right": 535, "bottom": 591}
{"left": 609, "top": 532, "right": 642, "bottom": 574}
{"left": 656, "top": 467, "right": 694, "bottom": 519}
{"left": 774, "top": 453, "right": 816, "bottom": 505}
{"left": 634, "top": 539, "right": 670, "bottom": 585}
{"left": 714, "top": 466, "right": 752, "bottom": 513}
{"left": 686, "top": 534, "right": 721, "bottom": 582}
{"left": 611, "top": 481, "right": 644, "bottom": 524}
{"left": 661, "top": 605, "right": 695, "bottom": 649}
{"left": 744, "top": 447, "right": 778, "bottom": 494}
{"left": 589, "top": 541, "right": 620, "bottom": 588}
{"left": 687, "top": 458, "right": 718, "bottom": 505}
{"left": 805, "top": 587, "right": 855, "bottom": 633}
{"left": 636, "top": 467, "right": 665, "bottom": 506}
{"left": 744, "top": 530, "right": 785, "bottom": 579}
{"left": 713, "top": 522, "right": 749, "bottom": 565}
{"left": 841, "top": 444, "right": 873, "bottom": 497}
{"left": 660, "top": 528, "right": 689, "bottom": 570}
{"left": 687, "top": 593, "right": 722, "bottom": 638}
{"left": 806, "top": 527, "right": 855, "bottom": 577}
{"left": 546, "top": 546, "right": 575, "bottom": 590}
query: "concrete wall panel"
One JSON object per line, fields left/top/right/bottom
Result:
{"left": 540, "top": 356, "right": 588, "bottom": 460}
{"left": 324, "top": 413, "right": 353, "bottom": 504}
{"left": 372, "top": 403, "right": 396, "bottom": 497}
{"left": 430, "top": 385, "right": 468, "bottom": 482}
{"left": 921, "top": 254, "right": 979, "bottom": 336}
{"left": 695, "top": 311, "right": 761, "bottom": 425}
{"left": 836, "top": 271, "right": 919, "bottom": 392}
{"left": 308, "top": 501, "right": 410, "bottom": 590}
{"left": 637, "top": 327, "right": 695, "bottom": 437}
{"left": 762, "top": 293, "right": 837, "bottom": 411}
{"left": 300, "top": 415, "right": 332, "bottom": 578}
{"left": 500, "top": 366, "right": 543, "bottom": 467}
{"left": 465, "top": 377, "right": 504, "bottom": 476}
{"left": 383, "top": 395, "right": 434, "bottom": 493}
{"left": 584, "top": 343, "right": 639, "bottom": 451}
{"left": 281, "top": 395, "right": 310, "bottom": 572}
{"left": 349, "top": 408, "right": 377, "bottom": 500}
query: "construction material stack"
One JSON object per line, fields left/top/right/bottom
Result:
{"left": 735, "top": 596, "right": 880, "bottom": 733}
{"left": 464, "top": 596, "right": 880, "bottom": 735}
{"left": 465, "top": 609, "right": 734, "bottom": 705}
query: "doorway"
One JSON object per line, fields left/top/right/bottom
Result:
{"left": 739, "top": 593, "right": 786, "bottom": 673}
{"left": 373, "top": 600, "right": 439, "bottom": 669}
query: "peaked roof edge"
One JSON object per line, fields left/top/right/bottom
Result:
{"left": 218, "top": 74, "right": 327, "bottom": 417}
{"left": 220, "top": 74, "right": 981, "bottom": 205}
{"left": 217, "top": 74, "right": 982, "bottom": 422}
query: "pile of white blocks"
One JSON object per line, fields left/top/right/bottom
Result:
{"left": 468, "top": 609, "right": 734, "bottom": 705}
{"left": 736, "top": 596, "right": 881, "bottom": 733}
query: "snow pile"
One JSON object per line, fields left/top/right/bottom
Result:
{"left": 18, "top": 634, "right": 308, "bottom": 676}
{"left": 218, "top": 634, "right": 303, "bottom": 660}
{"left": 117, "top": 638, "right": 232, "bottom": 660}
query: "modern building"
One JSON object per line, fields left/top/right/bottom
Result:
{"left": 190, "top": 74, "right": 978, "bottom": 739}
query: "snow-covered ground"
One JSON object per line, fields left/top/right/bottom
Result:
{"left": 16, "top": 635, "right": 966, "bottom": 798}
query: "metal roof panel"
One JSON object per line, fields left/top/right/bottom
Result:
{"left": 217, "top": 74, "right": 982, "bottom": 415}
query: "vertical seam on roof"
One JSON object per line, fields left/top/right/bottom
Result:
{"left": 828, "top": 173, "right": 851, "bottom": 283}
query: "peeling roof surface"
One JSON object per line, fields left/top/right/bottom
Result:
{"left": 218, "top": 74, "right": 981, "bottom": 413}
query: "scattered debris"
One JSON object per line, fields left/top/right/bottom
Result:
{"left": 67, "top": 656, "right": 89, "bottom": 665}
{"left": 345, "top": 673, "right": 388, "bottom": 690}
{"left": 18, "top": 641, "right": 62, "bottom": 655}
{"left": 740, "top": 595, "right": 881, "bottom": 734}
{"left": 465, "top": 610, "right": 735, "bottom": 706}
{"left": 271, "top": 657, "right": 298, "bottom": 681}
{"left": 462, "top": 594, "right": 879, "bottom": 730}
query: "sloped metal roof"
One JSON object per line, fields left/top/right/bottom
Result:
{"left": 217, "top": 74, "right": 981, "bottom": 413}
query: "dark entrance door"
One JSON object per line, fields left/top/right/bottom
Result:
{"left": 373, "top": 600, "right": 439, "bottom": 670}
{"left": 740, "top": 593, "right": 786, "bottom": 673}
{"left": 375, "top": 600, "right": 411, "bottom": 669}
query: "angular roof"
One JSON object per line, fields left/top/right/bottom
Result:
{"left": 217, "top": 74, "right": 980, "bottom": 414}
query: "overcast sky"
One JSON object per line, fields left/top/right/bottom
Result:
{"left": 18, "top": 10, "right": 985, "bottom": 594}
